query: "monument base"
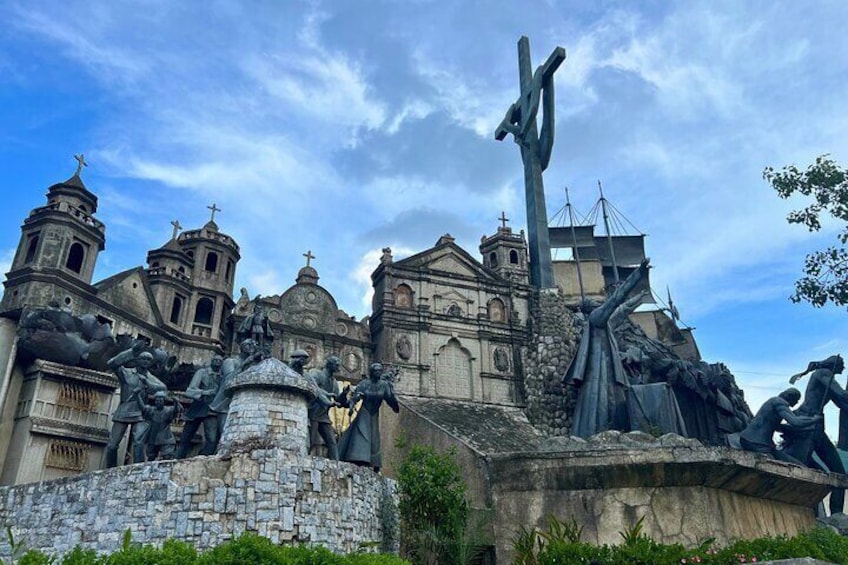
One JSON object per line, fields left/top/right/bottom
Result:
{"left": 0, "top": 448, "right": 397, "bottom": 559}
{"left": 383, "top": 397, "right": 848, "bottom": 564}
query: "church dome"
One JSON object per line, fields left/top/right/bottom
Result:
{"left": 296, "top": 265, "right": 319, "bottom": 284}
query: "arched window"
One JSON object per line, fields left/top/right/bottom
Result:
{"left": 178, "top": 266, "right": 186, "bottom": 274}
{"left": 151, "top": 261, "right": 160, "bottom": 268}
{"left": 225, "top": 260, "right": 233, "bottom": 282}
{"left": 194, "top": 297, "right": 214, "bottom": 325}
{"left": 24, "top": 234, "right": 40, "bottom": 264}
{"left": 170, "top": 296, "right": 183, "bottom": 324}
{"left": 509, "top": 249, "right": 519, "bottom": 264}
{"left": 394, "top": 284, "right": 413, "bottom": 308}
{"left": 187, "top": 250, "right": 195, "bottom": 259}
{"left": 488, "top": 298, "right": 506, "bottom": 323}
{"left": 65, "top": 242, "right": 85, "bottom": 273}
{"left": 205, "top": 251, "right": 218, "bottom": 272}
{"left": 489, "top": 251, "right": 498, "bottom": 268}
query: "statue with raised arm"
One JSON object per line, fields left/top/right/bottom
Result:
{"left": 105, "top": 341, "right": 167, "bottom": 467}
{"left": 739, "top": 388, "right": 821, "bottom": 465}
{"left": 564, "top": 258, "right": 650, "bottom": 438}
{"left": 782, "top": 355, "right": 848, "bottom": 514}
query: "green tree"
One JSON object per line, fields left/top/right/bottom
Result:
{"left": 764, "top": 154, "right": 848, "bottom": 307}
{"left": 396, "top": 445, "right": 478, "bottom": 565}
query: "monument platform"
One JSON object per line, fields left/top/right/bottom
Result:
{"left": 382, "top": 396, "right": 848, "bottom": 564}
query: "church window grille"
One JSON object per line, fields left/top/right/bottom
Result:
{"left": 170, "top": 295, "right": 184, "bottom": 324}
{"left": 489, "top": 251, "right": 498, "bottom": 267}
{"left": 24, "top": 233, "right": 40, "bottom": 263}
{"left": 45, "top": 440, "right": 89, "bottom": 472}
{"left": 65, "top": 242, "right": 86, "bottom": 273}
{"left": 194, "top": 297, "right": 214, "bottom": 325}
{"left": 205, "top": 251, "right": 218, "bottom": 272}
{"left": 57, "top": 382, "right": 99, "bottom": 411}
{"left": 509, "top": 249, "right": 519, "bottom": 264}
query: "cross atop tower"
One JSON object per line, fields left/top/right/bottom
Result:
{"left": 499, "top": 211, "right": 510, "bottom": 229}
{"left": 74, "top": 154, "right": 88, "bottom": 176}
{"left": 303, "top": 250, "right": 315, "bottom": 267}
{"left": 170, "top": 219, "right": 182, "bottom": 240}
{"left": 207, "top": 203, "right": 221, "bottom": 223}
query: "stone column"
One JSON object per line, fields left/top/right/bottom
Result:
{"left": 217, "top": 358, "right": 315, "bottom": 456}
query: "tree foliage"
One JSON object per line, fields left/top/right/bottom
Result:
{"left": 764, "top": 154, "right": 848, "bottom": 307}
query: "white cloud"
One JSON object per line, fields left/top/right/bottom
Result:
{"left": 0, "top": 248, "right": 15, "bottom": 276}
{"left": 352, "top": 245, "right": 416, "bottom": 314}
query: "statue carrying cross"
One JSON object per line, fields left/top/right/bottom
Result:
{"left": 170, "top": 220, "right": 182, "bottom": 241}
{"left": 495, "top": 36, "right": 566, "bottom": 289}
{"left": 207, "top": 203, "right": 221, "bottom": 223}
{"left": 303, "top": 250, "right": 315, "bottom": 268}
{"left": 73, "top": 154, "right": 88, "bottom": 177}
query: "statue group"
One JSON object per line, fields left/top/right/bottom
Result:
{"left": 105, "top": 336, "right": 398, "bottom": 472}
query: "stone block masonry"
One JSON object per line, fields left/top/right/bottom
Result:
{"left": 0, "top": 449, "right": 397, "bottom": 558}
{"left": 522, "top": 288, "right": 578, "bottom": 435}
{"left": 0, "top": 356, "right": 398, "bottom": 559}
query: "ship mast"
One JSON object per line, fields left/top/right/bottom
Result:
{"left": 565, "top": 186, "right": 586, "bottom": 302}
{"left": 598, "top": 180, "right": 620, "bottom": 285}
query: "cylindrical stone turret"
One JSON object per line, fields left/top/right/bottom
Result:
{"left": 217, "top": 357, "right": 315, "bottom": 456}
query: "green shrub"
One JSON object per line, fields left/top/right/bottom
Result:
{"left": 395, "top": 444, "right": 488, "bottom": 565}
{"left": 513, "top": 515, "right": 848, "bottom": 565}
{"left": 8, "top": 533, "right": 410, "bottom": 565}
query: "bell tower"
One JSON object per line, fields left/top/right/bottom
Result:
{"left": 479, "top": 212, "right": 529, "bottom": 284}
{"left": 2, "top": 156, "right": 106, "bottom": 312}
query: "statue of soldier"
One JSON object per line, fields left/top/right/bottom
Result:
{"left": 177, "top": 355, "right": 224, "bottom": 458}
{"left": 307, "top": 356, "right": 344, "bottom": 460}
{"left": 105, "top": 342, "right": 167, "bottom": 467}
{"left": 209, "top": 338, "right": 262, "bottom": 448}
{"left": 141, "top": 390, "right": 178, "bottom": 461}
{"left": 237, "top": 299, "right": 273, "bottom": 348}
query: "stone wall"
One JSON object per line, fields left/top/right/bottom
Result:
{"left": 522, "top": 288, "right": 578, "bottom": 435}
{"left": 0, "top": 449, "right": 397, "bottom": 558}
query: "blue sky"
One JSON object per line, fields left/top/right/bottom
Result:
{"left": 2, "top": 1, "right": 848, "bottom": 425}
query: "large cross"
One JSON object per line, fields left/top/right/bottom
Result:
{"left": 495, "top": 36, "right": 566, "bottom": 289}
{"left": 499, "top": 211, "right": 510, "bottom": 229}
{"left": 170, "top": 219, "right": 182, "bottom": 240}
{"left": 74, "top": 154, "right": 88, "bottom": 176}
{"left": 303, "top": 250, "right": 315, "bottom": 267}
{"left": 207, "top": 203, "right": 221, "bottom": 223}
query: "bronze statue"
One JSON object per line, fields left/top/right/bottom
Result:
{"left": 564, "top": 258, "right": 649, "bottom": 437}
{"left": 105, "top": 342, "right": 167, "bottom": 467}
{"left": 338, "top": 363, "right": 400, "bottom": 472}
{"left": 289, "top": 348, "right": 310, "bottom": 376}
{"left": 307, "top": 356, "right": 344, "bottom": 460}
{"left": 237, "top": 299, "right": 273, "bottom": 348}
{"left": 209, "top": 339, "right": 261, "bottom": 448}
{"left": 177, "top": 355, "right": 223, "bottom": 458}
{"left": 783, "top": 355, "right": 848, "bottom": 514}
{"left": 738, "top": 388, "right": 821, "bottom": 465}
{"left": 140, "top": 391, "right": 178, "bottom": 461}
